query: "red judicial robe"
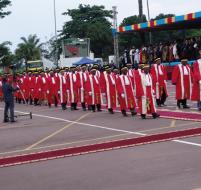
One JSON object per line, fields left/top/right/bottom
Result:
{"left": 191, "top": 59, "right": 201, "bottom": 101}
{"left": 40, "top": 76, "right": 48, "bottom": 101}
{"left": 100, "top": 72, "right": 117, "bottom": 109}
{"left": 136, "top": 72, "right": 156, "bottom": 114}
{"left": 77, "top": 71, "right": 89, "bottom": 103}
{"left": 59, "top": 75, "right": 68, "bottom": 104}
{"left": 116, "top": 74, "right": 136, "bottom": 110}
{"left": 66, "top": 73, "right": 80, "bottom": 104}
{"left": 47, "top": 76, "right": 60, "bottom": 104}
{"left": 85, "top": 74, "right": 101, "bottom": 105}
{"left": 27, "top": 76, "right": 35, "bottom": 99}
{"left": 172, "top": 64, "right": 193, "bottom": 100}
{"left": 33, "top": 76, "right": 42, "bottom": 99}
{"left": 150, "top": 64, "right": 168, "bottom": 99}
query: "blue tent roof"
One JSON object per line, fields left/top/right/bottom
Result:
{"left": 73, "top": 57, "right": 97, "bottom": 66}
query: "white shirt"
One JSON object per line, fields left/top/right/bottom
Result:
{"left": 145, "top": 74, "right": 152, "bottom": 86}
{"left": 183, "top": 66, "right": 188, "bottom": 75}
{"left": 124, "top": 75, "right": 130, "bottom": 86}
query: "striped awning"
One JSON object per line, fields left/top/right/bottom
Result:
{"left": 117, "top": 11, "right": 201, "bottom": 33}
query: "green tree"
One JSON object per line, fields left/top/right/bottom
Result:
{"left": 0, "top": 41, "right": 14, "bottom": 67}
{"left": 60, "top": 4, "right": 113, "bottom": 58}
{"left": 119, "top": 15, "right": 147, "bottom": 50}
{"left": 0, "top": 0, "right": 11, "bottom": 18}
{"left": 15, "top": 35, "right": 42, "bottom": 70}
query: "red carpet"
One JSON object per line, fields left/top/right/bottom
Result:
{"left": 158, "top": 110, "right": 201, "bottom": 121}
{"left": 1, "top": 127, "right": 201, "bottom": 168}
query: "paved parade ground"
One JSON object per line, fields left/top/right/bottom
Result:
{"left": 0, "top": 84, "right": 201, "bottom": 190}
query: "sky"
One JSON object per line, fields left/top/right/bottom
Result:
{"left": 1, "top": 0, "right": 201, "bottom": 51}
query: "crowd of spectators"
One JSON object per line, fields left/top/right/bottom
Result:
{"left": 120, "top": 36, "right": 201, "bottom": 67}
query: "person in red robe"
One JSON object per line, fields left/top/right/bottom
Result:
{"left": 16, "top": 73, "right": 26, "bottom": 104}
{"left": 150, "top": 58, "right": 168, "bottom": 106}
{"left": 40, "top": 72, "right": 48, "bottom": 105}
{"left": 172, "top": 59, "right": 193, "bottom": 109}
{"left": 27, "top": 72, "right": 35, "bottom": 105}
{"left": 77, "top": 64, "right": 89, "bottom": 111}
{"left": 47, "top": 71, "right": 60, "bottom": 108}
{"left": 59, "top": 70, "right": 68, "bottom": 110}
{"left": 85, "top": 67, "right": 102, "bottom": 112}
{"left": 136, "top": 65, "right": 160, "bottom": 119}
{"left": 100, "top": 66, "right": 117, "bottom": 114}
{"left": 33, "top": 72, "right": 42, "bottom": 106}
{"left": 191, "top": 48, "right": 201, "bottom": 110}
{"left": 116, "top": 67, "right": 137, "bottom": 117}
{"left": 66, "top": 66, "right": 80, "bottom": 110}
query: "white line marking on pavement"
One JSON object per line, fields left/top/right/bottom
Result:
{"left": 173, "top": 140, "right": 201, "bottom": 147}
{"left": 1, "top": 108, "right": 201, "bottom": 149}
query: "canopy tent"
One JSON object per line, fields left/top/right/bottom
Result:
{"left": 116, "top": 11, "right": 201, "bottom": 33}
{"left": 72, "top": 57, "right": 98, "bottom": 66}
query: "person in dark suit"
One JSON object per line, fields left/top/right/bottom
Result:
{"left": 2, "top": 75, "right": 19, "bottom": 123}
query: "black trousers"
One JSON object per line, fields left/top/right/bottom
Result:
{"left": 156, "top": 87, "right": 167, "bottom": 105}
{"left": 4, "top": 101, "right": 14, "bottom": 121}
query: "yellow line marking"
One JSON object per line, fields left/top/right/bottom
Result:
{"left": 193, "top": 188, "right": 201, "bottom": 190}
{"left": 170, "top": 120, "right": 176, "bottom": 127}
{"left": 25, "top": 113, "right": 90, "bottom": 150}
{"left": 137, "top": 121, "right": 198, "bottom": 134}
{"left": 0, "top": 133, "right": 129, "bottom": 156}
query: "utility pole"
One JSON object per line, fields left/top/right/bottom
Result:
{"left": 138, "top": 0, "right": 145, "bottom": 43}
{"left": 138, "top": 0, "right": 143, "bottom": 22}
{"left": 112, "top": 6, "right": 119, "bottom": 68}
{"left": 146, "top": 0, "right": 152, "bottom": 44}
{"left": 53, "top": 0, "right": 58, "bottom": 67}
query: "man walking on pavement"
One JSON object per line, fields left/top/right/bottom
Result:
{"left": 2, "top": 75, "right": 19, "bottom": 123}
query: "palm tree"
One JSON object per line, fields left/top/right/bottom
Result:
{"left": 0, "top": 41, "right": 14, "bottom": 68}
{"left": 15, "top": 34, "right": 43, "bottom": 71}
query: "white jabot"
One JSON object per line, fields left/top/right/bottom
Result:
{"left": 110, "top": 74, "right": 115, "bottom": 85}
{"left": 183, "top": 66, "right": 188, "bottom": 75}
{"left": 158, "top": 65, "right": 164, "bottom": 75}
{"left": 145, "top": 74, "right": 152, "bottom": 86}
{"left": 83, "top": 73, "right": 87, "bottom": 82}
{"left": 63, "top": 76, "right": 66, "bottom": 84}
{"left": 42, "top": 77, "right": 46, "bottom": 84}
{"left": 124, "top": 75, "right": 130, "bottom": 85}
{"left": 128, "top": 70, "right": 133, "bottom": 77}
{"left": 94, "top": 76, "right": 99, "bottom": 84}
{"left": 52, "top": 77, "right": 55, "bottom": 84}
{"left": 73, "top": 74, "right": 76, "bottom": 82}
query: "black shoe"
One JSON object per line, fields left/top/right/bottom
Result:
{"left": 131, "top": 110, "right": 137, "bottom": 117}
{"left": 108, "top": 109, "right": 114, "bottom": 114}
{"left": 152, "top": 113, "right": 160, "bottom": 119}
{"left": 88, "top": 105, "right": 92, "bottom": 111}
{"left": 3, "top": 120, "right": 9, "bottom": 123}
{"left": 82, "top": 103, "right": 86, "bottom": 111}
{"left": 122, "top": 110, "right": 128, "bottom": 117}
{"left": 62, "top": 106, "right": 67, "bottom": 110}
{"left": 74, "top": 103, "right": 79, "bottom": 110}
{"left": 97, "top": 104, "right": 102, "bottom": 112}
{"left": 183, "top": 105, "right": 190, "bottom": 109}
{"left": 10, "top": 120, "right": 17, "bottom": 123}
{"left": 91, "top": 105, "right": 96, "bottom": 112}
{"left": 177, "top": 102, "right": 181, "bottom": 109}
{"left": 141, "top": 114, "right": 146, "bottom": 119}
